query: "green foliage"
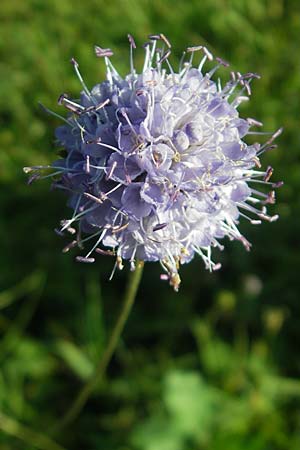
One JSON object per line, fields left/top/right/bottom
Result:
{"left": 1, "top": 0, "right": 300, "bottom": 448}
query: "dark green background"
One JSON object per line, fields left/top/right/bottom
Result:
{"left": 1, "top": 0, "right": 300, "bottom": 449}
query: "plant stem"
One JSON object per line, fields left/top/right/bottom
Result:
{"left": 0, "top": 412, "right": 66, "bottom": 450}
{"left": 51, "top": 261, "right": 144, "bottom": 435}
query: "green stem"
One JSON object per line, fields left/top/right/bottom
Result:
{"left": 0, "top": 412, "right": 66, "bottom": 450}
{"left": 50, "top": 261, "right": 144, "bottom": 435}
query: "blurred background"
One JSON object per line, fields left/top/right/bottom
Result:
{"left": 1, "top": 0, "right": 300, "bottom": 449}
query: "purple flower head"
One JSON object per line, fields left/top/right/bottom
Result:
{"left": 25, "top": 34, "right": 282, "bottom": 290}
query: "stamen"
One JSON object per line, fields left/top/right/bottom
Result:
{"left": 143, "top": 42, "right": 151, "bottom": 71}
{"left": 198, "top": 55, "right": 208, "bottom": 73}
{"left": 231, "top": 96, "right": 249, "bottom": 108}
{"left": 128, "top": 34, "right": 136, "bottom": 75}
{"left": 70, "top": 58, "right": 92, "bottom": 99}
{"left": 101, "top": 183, "right": 123, "bottom": 200}
{"left": 84, "top": 192, "right": 104, "bottom": 204}
{"left": 112, "top": 222, "right": 129, "bottom": 233}
{"left": 27, "top": 174, "right": 40, "bottom": 184}
{"left": 38, "top": 102, "right": 72, "bottom": 125}
{"left": 95, "top": 138, "right": 122, "bottom": 155}
{"left": 83, "top": 98, "right": 110, "bottom": 114}
{"left": 266, "top": 127, "right": 283, "bottom": 144}
{"left": 58, "top": 94, "right": 85, "bottom": 115}
{"left": 257, "top": 144, "right": 277, "bottom": 156}
{"left": 247, "top": 118, "right": 263, "bottom": 127}
{"left": 158, "top": 50, "right": 171, "bottom": 64}
{"left": 106, "top": 160, "right": 117, "bottom": 180}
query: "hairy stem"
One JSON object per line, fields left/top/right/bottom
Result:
{"left": 51, "top": 261, "right": 144, "bottom": 434}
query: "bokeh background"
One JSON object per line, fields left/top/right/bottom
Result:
{"left": 1, "top": 0, "right": 300, "bottom": 449}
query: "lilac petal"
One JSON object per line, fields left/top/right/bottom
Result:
{"left": 84, "top": 202, "right": 112, "bottom": 228}
{"left": 117, "top": 123, "right": 138, "bottom": 153}
{"left": 230, "top": 182, "right": 251, "bottom": 202}
{"left": 106, "top": 152, "right": 143, "bottom": 184}
{"left": 150, "top": 143, "right": 173, "bottom": 170}
{"left": 173, "top": 130, "right": 189, "bottom": 152}
{"left": 55, "top": 126, "right": 77, "bottom": 147}
{"left": 207, "top": 97, "right": 236, "bottom": 118}
{"left": 121, "top": 183, "right": 152, "bottom": 218}
{"left": 233, "top": 118, "right": 250, "bottom": 137}
{"left": 222, "top": 142, "right": 244, "bottom": 160}
{"left": 185, "top": 122, "right": 203, "bottom": 143}
{"left": 141, "top": 182, "right": 164, "bottom": 205}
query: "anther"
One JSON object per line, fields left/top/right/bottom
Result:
{"left": 264, "top": 166, "right": 273, "bottom": 182}
{"left": 95, "top": 248, "right": 115, "bottom": 256}
{"left": 70, "top": 57, "right": 79, "bottom": 67}
{"left": 94, "top": 46, "right": 114, "bottom": 57}
{"left": 160, "top": 34, "right": 171, "bottom": 48}
{"left": 27, "top": 174, "right": 40, "bottom": 184}
{"left": 202, "top": 46, "right": 213, "bottom": 61}
{"left": 62, "top": 240, "right": 77, "bottom": 253}
{"left": 83, "top": 98, "right": 110, "bottom": 114}
{"left": 58, "top": 93, "right": 68, "bottom": 105}
{"left": 54, "top": 228, "right": 65, "bottom": 236}
{"left": 272, "top": 181, "right": 284, "bottom": 188}
{"left": 153, "top": 223, "right": 168, "bottom": 232}
{"left": 243, "top": 72, "right": 261, "bottom": 79}
{"left": 23, "top": 167, "right": 34, "bottom": 174}
{"left": 267, "top": 127, "right": 283, "bottom": 144}
{"left": 160, "top": 274, "right": 169, "bottom": 281}
{"left": 128, "top": 34, "right": 136, "bottom": 48}
{"left": 216, "top": 57, "right": 230, "bottom": 67}
{"left": 116, "top": 256, "right": 124, "bottom": 270}
{"left": 112, "top": 223, "right": 129, "bottom": 233}
{"left": 187, "top": 46, "right": 203, "bottom": 53}
{"left": 66, "top": 226, "right": 76, "bottom": 235}
{"left": 262, "top": 191, "right": 276, "bottom": 205}
{"left": 247, "top": 118, "right": 263, "bottom": 127}
{"left": 159, "top": 50, "right": 171, "bottom": 64}
{"left": 253, "top": 157, "right": 262, "bottom": 168}
{"left": 148, "top": 34, "right": 161, "bottom": 41}
{"left": 76, "top": 256, "right": 95, "bottom": 263}
{"left": 58, "top": 93, "right": 84, "bottom": 114}
{"left": 85, "top": 155, "right": 90, "bottom": 173}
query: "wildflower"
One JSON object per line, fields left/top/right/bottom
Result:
{"left": 25, "top": 34, "right": 282, "bottom": 290}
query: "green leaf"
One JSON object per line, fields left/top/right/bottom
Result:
{"left": 55, "top": 340, "right": 94, "bottom": 381}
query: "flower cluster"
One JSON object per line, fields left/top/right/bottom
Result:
{"left": 25, "top": 34, "right": 282, "bottom": 290}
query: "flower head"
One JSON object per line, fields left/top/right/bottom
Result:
{"left": 25, "top": 34, "right": 282, "bottom": 290}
